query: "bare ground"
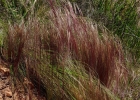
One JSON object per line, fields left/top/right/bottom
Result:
{"left": 0, "top": 61, "right": 46, "bottom": 100}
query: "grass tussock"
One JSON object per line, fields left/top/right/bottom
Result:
{"left": 70, "top": 0, "right": 140, "bottom": 63}
{"left": 1, "top": 1, "right": 128, "bottom": 100}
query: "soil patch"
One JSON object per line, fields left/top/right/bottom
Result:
{"left": 0, "top": 60, "right": 46, "bottom": 100}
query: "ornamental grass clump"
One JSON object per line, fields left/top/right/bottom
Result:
{"left": 47, "top": 0, "right": 127, "bottom": 90}
{"left": 1, "top": 0, "right": 128, "bottom": 99}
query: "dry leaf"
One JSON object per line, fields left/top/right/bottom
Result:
{"left": 2, "top": 87, "right": 12, "bottom": 97}
{"left": 0, "top": 67, "right": 10, "bottom": 76}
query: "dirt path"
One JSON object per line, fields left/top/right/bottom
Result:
{"left": 0, "top": 61, "right": 46, "bottom": 100}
